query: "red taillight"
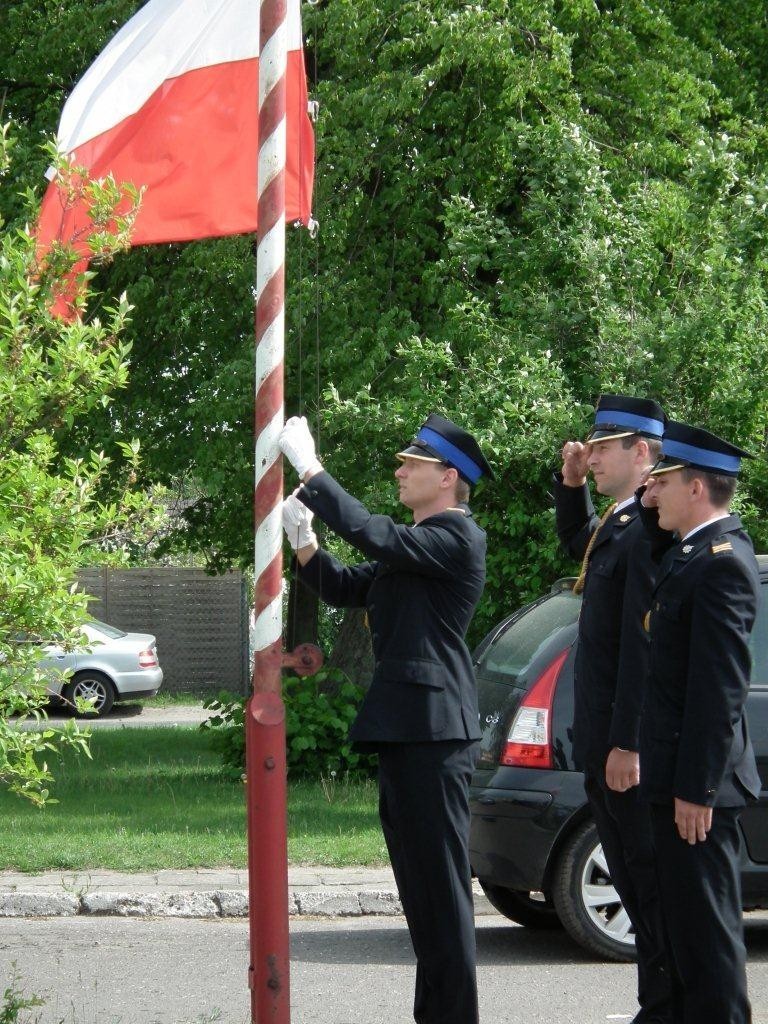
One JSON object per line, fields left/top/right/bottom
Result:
{"left": 499, "top": 647, "right": 570, "bottom": 769}
{"left": 138, "top": 648, "right": 158, "bottom": 669}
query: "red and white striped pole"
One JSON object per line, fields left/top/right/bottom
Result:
{"left": 247, "top": 0, "right": 290, "bottom": 1021}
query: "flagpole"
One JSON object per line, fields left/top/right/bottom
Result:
{"left": 248, "top": 0, "right": 290, "bottom": 1020}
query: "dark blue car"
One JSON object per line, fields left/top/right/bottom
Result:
{"left": 469, "top": 557, "right": 768, "bottom": 961}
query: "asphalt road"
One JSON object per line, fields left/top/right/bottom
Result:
{"left": 5, "top": 913, "right": 768, "bottom": 1024}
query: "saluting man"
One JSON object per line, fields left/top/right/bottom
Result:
{"left": 278, "top": 412, "right": 493, "bottom": 1024}
{"left": 640, "top": 422, "right": 761, "bottom": 1024}
{"left": 555, "top": 394, "right": 674, "bottom": 1024}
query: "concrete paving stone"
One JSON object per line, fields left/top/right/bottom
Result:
{"left": 296, "top": 891, "right": 362, "bottom": 916}
{"left": 317, "top": 868, "right": 395, "bottom": 886}
{"left": 358, "top": 891, "right": 403, "bottom": 916}
{"left": 73, "top": 871, "right": 160, "bottom": 892}
{"left": 194, "top": 868, "right": 247, "bottom": 885}
{"left": 285, "top": 867, "right": 325, "bottom": 886}
{"left": 147, "top": 871, "right": 202, "bottom": 889}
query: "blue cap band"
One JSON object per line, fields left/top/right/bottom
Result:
{"left": 417, "top": 427, "right": 482, "bottom": 484}
{"left": 594, "top": 409, "right": 665, "bottom": 437}
{"left": 661, "top": 438, "right": 741, "bottom": 474}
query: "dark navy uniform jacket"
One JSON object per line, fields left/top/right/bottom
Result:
{"left": 554, "top": 476, "right": 656, "bottom": 769}
{"left": 641, "top": 515, "right": 761, "bottom": 807}
{"left": 297, "top": 471, "right": 486, "bottom": 746}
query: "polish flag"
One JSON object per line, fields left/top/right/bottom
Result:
{"left": 37, "top": 0, "right": 315, "bottom": 311}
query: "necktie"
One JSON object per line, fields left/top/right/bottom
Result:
{"left": 572, "top": 503, "right": 617, "bottom": 595}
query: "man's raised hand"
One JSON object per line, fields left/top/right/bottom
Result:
{"left": 561, "top": 440, "right": 590, "bottom": 487}
{"left": 279, "top": 416, "right": 321, "bottom": 479}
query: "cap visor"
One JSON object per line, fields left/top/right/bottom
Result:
{"left": 648, "top": 462, "right": 685, "bottom": 477}
{"left": 396, "top": 445, "right": 443, "bottom": 464}
{"left": 585, "top": 430, "right": 636, "bottom": 444}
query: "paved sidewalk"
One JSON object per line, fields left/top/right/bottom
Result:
{"left": 12, "top": 702, "right": 216, "bottom": 730}
{"left": 0, "top": 865, "right": 492, "bottom": 919}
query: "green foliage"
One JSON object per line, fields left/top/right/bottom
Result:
{"left": 1, "top": 968, "right": 44, "bottom": 1024}
{"left": 4, "top": 1, "right": 768, "bottom": 648}
{"left": 202, "top": 672, "right": 377, "bottom": 779}
{"left": 0, "top": 123, "right": 152, "bottom": 804}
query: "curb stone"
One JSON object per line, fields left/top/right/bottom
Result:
{"left": 0, "top": 893, "right": 79, "bottom": 917}
{"left": 0, "top": 888, "right": 404, "bottom": 920}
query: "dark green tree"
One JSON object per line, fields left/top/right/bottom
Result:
{"left": 4, "top": 0, "right": 768, "bottom": 655}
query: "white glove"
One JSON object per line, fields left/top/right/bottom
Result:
{"left": 279, "top": 416, "right": 321, "bottom": 478}
{"left": 282, "top": 492, "right": 317, "bottom": 550}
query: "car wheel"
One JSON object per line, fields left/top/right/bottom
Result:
{"left": 478, "top": 881, "right": 563, "bottom": 929}
{"left": 64, "top": 671, "right": 116, "bottom": 717}
{"left": 552, "top": 820, "right": 636, "bottom": 963}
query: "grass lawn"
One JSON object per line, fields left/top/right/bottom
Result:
{"left": 134, "top": 691, "right": 208, "bottom": 707}
{"left": 0, "top": 728, "right": 387, "bottom": 872}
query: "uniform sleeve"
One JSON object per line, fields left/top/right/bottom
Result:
{"left": 298, "top": 471, "right": 473, "bottom": 579}
{"left": 673, "top": 557, "right": 759, "bottom": 806}
{"left": 297, "top": 547, "right": 376, "bottom": 608}
{"left": 608, "top": 532, "right": 655, "bottom": 751}
{"left": 634, "top": 487, "right": 676, "bottom": 562}
{"left": 552, "top": 473, "right": 599, "bottom": 562}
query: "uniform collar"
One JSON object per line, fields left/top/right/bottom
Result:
{"left": 675, "top": 514, "right": 742, "bottom": 556}
{"left": 681, "top": 512, "right": 729, "bottom": 543}
{"left": 418, "top": 503, "right": 473, "bottom": 525}
{"left": 614, "top": 495, "right": 636, "bottom": 516}
{"left": 609, "top": 496, "right": 639, "bottom": 528}
{"left": 446, "top": 502, "right": 473, "bottom": 518}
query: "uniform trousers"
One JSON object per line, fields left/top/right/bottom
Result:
{"left": 584, "top": 771, "right": 673, "bottom": 1023}
{"left": 377, "top": 739, "right": 479, "bottom": 1024}
{"left": 650, "top": 803, "right": 751, "bottom": 1024}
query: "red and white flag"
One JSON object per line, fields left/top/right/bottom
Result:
{"left": 37, "top": 0, "right": 314, "bottom": 307}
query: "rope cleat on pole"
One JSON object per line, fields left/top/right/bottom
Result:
{"left": 280, "top": 643, "right": 324, "bottom": 676}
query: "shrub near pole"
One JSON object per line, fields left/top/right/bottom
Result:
{"left": 248, "top": 0, "right": 289, "bottom": 1020}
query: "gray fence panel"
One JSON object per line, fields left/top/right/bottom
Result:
{"left": 76, "top": 568, "right": 248, "bottom": 695}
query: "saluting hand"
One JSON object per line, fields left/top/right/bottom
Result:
{"left": 605, "top": 747, "right": 640, "bottom": 792}
{"left": 561, "top": 440, "right": 590, "bottom": 487}
{"left": 639, "top": 468, "right": 660, "bottom": 508}
{"left": 674, "top": 797, "right": 713, "bottom": 844}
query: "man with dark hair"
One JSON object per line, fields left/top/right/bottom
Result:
{"left": 278, "top": 412, "right": 493, "bottom": 1024}
{"left": 555, "top": 394, "right": 673, "bottom": 1024}
{"left": 640, "top": 421, "right": 760, "bottom": 1024}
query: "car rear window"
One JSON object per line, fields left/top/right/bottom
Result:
{"left": 477, "top": 591, "right": 581, "bottom": 683}
{"left": 87, "top": 619, "right": 127, "bottom": 639}
{"left": 749, "top": 580, "right": 768, "bottom": 686}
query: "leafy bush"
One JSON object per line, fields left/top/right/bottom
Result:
{"left": 202, "top": 670, "right": 377, "bottom": 779}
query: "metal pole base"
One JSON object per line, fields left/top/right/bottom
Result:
{"left": 246, "top": 689, "right": 290, "bottom": 1023}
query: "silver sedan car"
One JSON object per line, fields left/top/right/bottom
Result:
{"left": 41, "top": 619, "right": 163, "bottom": 717}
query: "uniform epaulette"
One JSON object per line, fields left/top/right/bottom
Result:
{"left": 711, "top": 539, "right": 733, "bottom": 555}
